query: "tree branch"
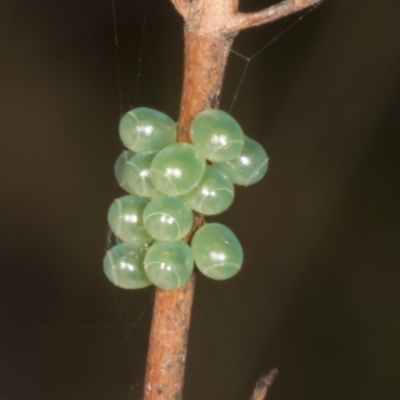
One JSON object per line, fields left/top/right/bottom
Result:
{"left": 225, "top": 0, "right": 322, "bottom": 32}
{"left": 143, "top": 30, "right": 233, "bottom": 399}
{"left": 143, "top": 275, "right": 196, "bottom": 400}
{"left": 143, "top": 0, "right": 324, "bottom": 398}
{"left": 250, "top": 369, "right": 278, "bottom": 400}
{"left": 170, "top": 0, "right": 191, "bottom": 19}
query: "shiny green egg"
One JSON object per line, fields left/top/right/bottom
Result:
{"left": 144, "top": 196, "right": 193, "bottom": 242}
{"left": 107, "top": 195, "right": 153, "bottom": 245}
{"left": 144, "top": 241, "right": 194, "bottom": 290}
{"left": 123, "top": 151, "right": 162, "bottom": 198}
{"left": 191, "top": 223, "right": 243, "bottom": 280}
{"left": 103, "top": 243, "right": 151, "bottom": 289}
{"left": 150, "top": 143, "right": 206, "bottom": 196}
{"left": 182, "top": 165, "right": 234, "bottom": 215}
{"left": 214, "top": 136, "right": 269, "bottom": 186}
{"left": 119, "top": 107, "right": 176, "bottom": 152}
{"left": 190, "top": 109, "right": 244, "bottom": 162}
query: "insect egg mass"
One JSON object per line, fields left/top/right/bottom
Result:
{"left": 105, "top": 107, "right": 268, "bottom": 289}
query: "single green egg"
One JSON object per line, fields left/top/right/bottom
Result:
{"left": 191, "top": 223, "right": 243, "bottom": 280}
{"left": 150, "top": 143, "right": 206, "bottom": 196}
{"left": 214, "top": 136, "right": 269, "bottom": 186}
{"left": 103, "top": 243, "right": 152, "bottom": 289}
{"left": 143, "top": 196, "right": 193, "bottom": 242}
{"left": 114, "top": 150, "right": 136, "bottom": 193}
{"left": 123, "top": 151, "right": 163, "bottom": 198}
{"left": 107, "top": 195, "right": 153, "bottom": 245}
{"left": 144, "top": 241, "right": 194, "bottom": 290}
{"left": 190, "top": 109, "right": 244, "bottom": 162}
{"left": 119, "top": 107, "right": 176, "bottom": 152}
{"left": 182, "top": 165, "right": 234, "bottom": 215}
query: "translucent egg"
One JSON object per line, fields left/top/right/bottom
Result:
{"left": 214, "top": 136, "right": 269, "bottom": 186}
{"left": 103, "top": 243, "right": 151, "bottom": 289}
{"left": 191, "top": 223, "right": 243, "bottom": 280}
{"left": 119, "top": 107, "right": 177, "bottom": 153}
{"left": 123, "top": 151, "right": 162, "bottom": 198}
{"left": 143, "top": 196, "right": 193, "bottom": 242}
{"left": 182, "top": 165, "right": 234, "bottom": 215}
{"left": 114, "top": 150, "right": 136, "bottom": 193}
{"left": 107, "top": 195, "right": 153, "bottom": 245}
{"left": 190, "top": 109, "right": 244, "bottom": 162}
{"left": 150, "top": 143, "right": 206, "bottom": 196}
{"left": 144, "top": 241, "right": 194, "bottom": 290}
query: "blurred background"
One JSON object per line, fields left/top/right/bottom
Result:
{"left": 1, "top": 0, "right": 400, "bottom": 399}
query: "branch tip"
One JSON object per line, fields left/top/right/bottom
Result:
{"left": 226, "top": 0, "right": 322, "bottom": 32}
{"left": 250, "top": 369, "right": 279, "bottom": 400}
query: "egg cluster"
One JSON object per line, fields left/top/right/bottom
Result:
{"left": 104, "top": 107, "right": 269, "bottom": 290}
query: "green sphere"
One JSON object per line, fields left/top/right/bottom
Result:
{"left": 150, "top": 143, "right": 206, "bottom": 196}
{"left": 103, "top": 243, "right": 152, "bottom": 289}
{"left": 190, "top": 109, "right": 244, "bottom": 162}
{"left": 191, "top": 223, "right": 243, "bottom": 280}
{"left": 123, "top": 151, "right": 162, "bottom": 198}
{"left": 144, "top": 241, "right": 194, "bottom": 290}
{"left": 214, "top": 136, "right": 269, "bottom": 186}
{"left": 114, "top": 150, "right": 136, "bottom": 193}
{"left": 182, "top": 165, "right": 234, "bottom": 215}
{"left": 144, "top": 196, "right": 193, "bottom": 242}
{"left": 107, "top": 195, "right": 153, "bottom": 245}
{"left": 119, "top": 107, "right": 177, "bottom": 152}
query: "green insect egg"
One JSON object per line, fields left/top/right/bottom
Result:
{"left": 114, "top": 150, "right": 136, "bottom": 193}
{"left": 191, "top": 223, "right": 243, "bottom": 280}
{"left": 107, "top": 195, "right": 153, "bottom": 245}
{"left": 182, "top": 165, "right": 234, "bottom": 215}
{"left": 144, "top": 241, "right": 194, "bottom": 290}
{"left": 214, "top": 136, "right": 269, "bottom": 186}
{"left": 143, "top": 196, "right": 193, "bottom": 242}
{"left": 119, "top": 107, "right": 177, "bottom": 153}
{"left": 103, "top": 243, "right": 151, "bottom": 289}
{"left": 150, "top": 143, "right": 206, "bottom": 196}
{"left": 190, "top": 109, "right": 244, "bottom": 162}
{"left": 123, "top": 151, "right": 162, "bottom": 198}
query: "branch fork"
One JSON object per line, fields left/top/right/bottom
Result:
{"left": 171, "top": 0, "right": 322, "bottom": 35}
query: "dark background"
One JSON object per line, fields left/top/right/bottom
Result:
{"left": 1, "top": 0, "right": 400, "bottom": 399}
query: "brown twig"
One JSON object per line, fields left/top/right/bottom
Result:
{"left": 143, "top": 0, "right": 321, "bottom": 399}
{"left": 250, "top": 369, "right": 279, "bottom": 400}
{"left": 226, "top": 0, "right": 323, "bottom": 32}
{"left": 143, "top": 29, "right": 233, "bottom": 400}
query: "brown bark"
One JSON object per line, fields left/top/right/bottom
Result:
{"left": 143, "top": 275, "right": 195, "bottom": 399}
{"left": 143, "top": 27, "right": 235, "bottom": 400}
{"left": 143, "top": 0, "right": 322, "bottom": 398}
{"left": 178, "top": 30, "right": 235, "bottom": 141}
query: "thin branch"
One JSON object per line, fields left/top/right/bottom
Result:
{"left": 170, "top": 0, "right": 191, "bottom": 19}
{"left": 250, "top": 369, "right": 279, "bottom": 400}
{"left": 225, "top": 0, "right": 322, "bottom": 32}
{"left": 143, "top": 0, "right": 322, "bottom": 398}
{"left": 143, "top": 276, "right": 195, "bottom": 400}
{"left": 143, "top": 30, "right": 233, "bottom": 399}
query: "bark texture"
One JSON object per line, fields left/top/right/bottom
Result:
{"left": 143, "top": 1, "right": 322, "bottom": 398}
{"left": 143, "top": 28, "right": 235, "bottom": 400}
{"left": 144, "top": 276, "right": 195, "bottom": 399}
